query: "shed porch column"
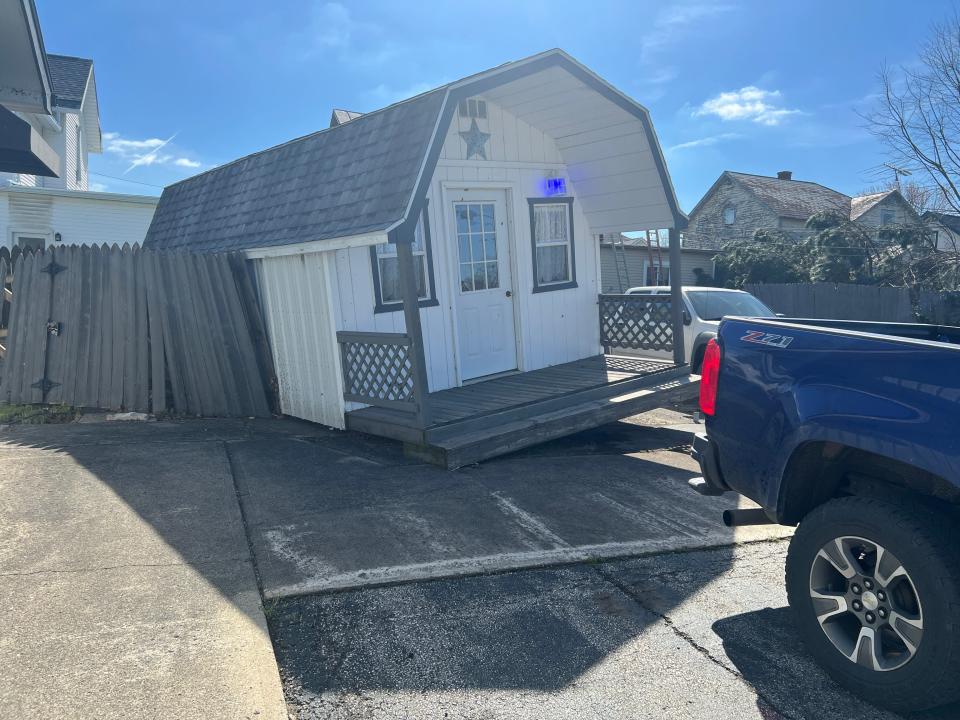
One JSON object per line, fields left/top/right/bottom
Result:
{"left": 396, "top": 237, "right": 433, "bottom": 427}
{"left": 668, "top": 226, "right": 685, "bottom": 366}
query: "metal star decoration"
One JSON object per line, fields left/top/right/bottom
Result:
{"left": 459, "top": 118, "right": 491, "bottom": 160}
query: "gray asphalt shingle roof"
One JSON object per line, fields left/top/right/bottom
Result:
{"left": 144, "top": 88, "right": 446, "bottom": 253}
{"left": 46, "top": 54, "right": 93, "bottom": 109}
{"left": 727, "top": 172, "right": 850, "bottom": 220}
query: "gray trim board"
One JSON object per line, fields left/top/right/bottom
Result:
{"left": 527, "top": 196, "right": 577, "bottom": 294}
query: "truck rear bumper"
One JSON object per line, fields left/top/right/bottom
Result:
{"left": 689, "top": 433, "right": 731, "bottom": 496}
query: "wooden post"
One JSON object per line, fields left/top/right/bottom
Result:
{"left": 397, "top": 238, "right": 432, "bottom": 427}
{"left": 668, "top": 226, "right": 685, "bottom": 366}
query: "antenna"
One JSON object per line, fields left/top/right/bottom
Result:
{"left": 883, "top": 163, "right": 912, "bottom": 189}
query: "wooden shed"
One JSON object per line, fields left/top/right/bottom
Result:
{"left": 144, "top": 49, "right": 694, "bottom": 466}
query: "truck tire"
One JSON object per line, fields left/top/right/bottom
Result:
{"left": 785, "top": 495, "right": 960, "bottom": 712}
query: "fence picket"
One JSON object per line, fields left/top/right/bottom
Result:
{"left": 0, "top": 245, "right": 274, "bottom": 417}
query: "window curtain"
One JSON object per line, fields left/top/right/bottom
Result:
{"left": 534, "top": 204, "right": 570, "bottom": 284}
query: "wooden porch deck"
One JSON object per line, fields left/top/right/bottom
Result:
{"left": 346, "top": 354, "right": 697, "bottom": 468}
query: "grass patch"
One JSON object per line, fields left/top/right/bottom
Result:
{"left": 0, "top": 403, "right": 77, "bottom": 425}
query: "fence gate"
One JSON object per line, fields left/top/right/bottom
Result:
{"left": 0, "top": 244, "right": 275, "bottom": 416}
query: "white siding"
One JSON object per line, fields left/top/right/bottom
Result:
{"left": 328, "top": 99, "right": 606, "bottom": 394}
{"left": 600, "top": 247, "right": 716, "bottom": 292}
{"left": 0, "top": 189, "right": 157, "bottom": 250}
{"left": 256, "top": 252, "right": 345, "bottom": 429}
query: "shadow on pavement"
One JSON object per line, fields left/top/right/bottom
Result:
{"left": 713, "top": 607, "right": 960, "bottom": 720}
{"left": 1, "top": 412, "right": 749, "bottom": 704}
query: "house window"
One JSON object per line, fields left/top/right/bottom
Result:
{"left": 723, "top": 205, "right": 736, "bottom": 225}
{"left": 528, "top": 197, "right": 577, "bottom": 292}
{"left": 74, "top": 125, "right": 82, "bottom": 184}
{"left": 370, "top": 211, "right": 437, "bottom": 313}
{"left": 14, "top": 234, "right": 46, "bottom": 251}
{"left": 881, "top": 209, "right": 895, "bottom": 226}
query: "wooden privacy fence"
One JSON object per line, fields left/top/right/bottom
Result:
{"left": 745, "top": 283, "right": 915, "bottom": 322}
{"left": 599, "top": 293, "right": 674, "bottom": 354}
{"left": 0, "top": 244, "right": 275, "bottom": 416}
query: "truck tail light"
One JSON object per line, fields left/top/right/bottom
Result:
{"left": 699, "top": 339, "right": 721, "bottom": 416}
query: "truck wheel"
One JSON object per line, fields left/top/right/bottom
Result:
{"left": 785, "top": 495, "right": 960, "bottom": 712}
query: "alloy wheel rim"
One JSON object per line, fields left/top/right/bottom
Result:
{"left": 809, "top": 535, "right": 923, "bottom": 672}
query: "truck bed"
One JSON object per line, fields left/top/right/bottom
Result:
{"left": 699, "top": 315, "right": 960, "bottom": 517}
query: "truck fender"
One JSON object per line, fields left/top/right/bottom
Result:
{"left": 690, "top": 331, "right": 716, "bottom": 373}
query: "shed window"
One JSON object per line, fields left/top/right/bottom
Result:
{"left": 370, "top": 210, "right": 438, "bottom": 313}
{"left": 723, "top": 205, "right": 736, "bottom": 225}
{"left": 529, "top": 197, "right": 577, "bottom": 293}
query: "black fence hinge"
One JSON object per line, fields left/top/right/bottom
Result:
{"left": 30, "top": 377, "right": 60, "bottom": 394}
{"left": 41, "top": 260, "right": 67, "bottom": 277}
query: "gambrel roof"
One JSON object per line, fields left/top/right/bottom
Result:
{"left": 144, "top": 49, "right": 685, "bottom": 254}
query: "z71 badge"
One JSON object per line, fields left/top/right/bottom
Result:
{"left": 741, "top": 330, "right": 794, "bottom": 348}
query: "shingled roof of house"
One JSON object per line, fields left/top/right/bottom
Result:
{"left": 143, "top": 49, "right": 685, "bottom": 254}
{"left": 46, "top": 54, "right": 93, "bottom": 109}
{"left": 725, "top": 172, "right": 850, "bottom": 220}
{"left": 144, "top": 88, "right": 446, "bottom": 253}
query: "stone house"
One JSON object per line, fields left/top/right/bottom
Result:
{"left": 683, "top": 170, "right": 920, "bottom": 252}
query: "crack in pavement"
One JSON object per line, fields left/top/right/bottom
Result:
{"left": 594, "top": 560, "right": 798, "bottom": 720}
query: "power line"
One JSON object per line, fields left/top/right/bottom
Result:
{"left": 89, "top": 171, "right": 164, "bottom": 189}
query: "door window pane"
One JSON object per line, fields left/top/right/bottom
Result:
{"left": 456, "top": 202, "right": 500, "bottom": 293}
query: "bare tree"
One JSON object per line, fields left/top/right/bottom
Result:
{"left": 867, "top": 14, "right": 960, "bottom": 217}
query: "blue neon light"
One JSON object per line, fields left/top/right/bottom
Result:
{"left": 544, "top": 177, "right": 567, "bottom": 196}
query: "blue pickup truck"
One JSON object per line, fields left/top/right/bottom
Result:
{"left": 691, "top": 316, "right": 960, "bottom": 712}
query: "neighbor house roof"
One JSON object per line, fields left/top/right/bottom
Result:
{"left": 725, "top": 172, "right": 849, "bottom": 220}
{"left": 850, "top": 190, "right": 895, "bottom": 220}
{"left": 46, "top": 54, "right": 92, "bottom": 109}
{"left": 330, "top": 109, "right": 364, "bottom": 127}
{"left": 923, "top": 211, "right": 960, "bottom": 234}
{"left": 144, "top": 49, "right": 686, "bottom": 255}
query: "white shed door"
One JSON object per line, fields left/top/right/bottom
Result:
{"left": 450, "top": 191, "right": 517, "bottom": 381}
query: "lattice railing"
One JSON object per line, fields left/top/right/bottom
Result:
{"left": 599, "top": 293, "right": 674, "bottom": 353}
{"left": 337, "top": 331, "right": 418, "bottom": 412}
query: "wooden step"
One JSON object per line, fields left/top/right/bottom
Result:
{"left": 404, "top": 373, "right": 699, "bottom": 469}
{"left": 424, "top": 364, "right": 688, "bottom": 444}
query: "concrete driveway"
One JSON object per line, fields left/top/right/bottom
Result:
{"left": 227, "top": 417, "right": 789, "bottom": 599}
{"left": 0, "top": 420, "right": 288, "bottom": 720}
{"left": 2, "top": 411, "right": 950, "bottom": 719}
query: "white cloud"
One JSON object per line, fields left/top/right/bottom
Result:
{"left": 296, "top": 1, "right": 389, "bottom": 65}
{"left": 311, "top": 2, "right": 352, "bottom": 49}
{"left": 640, "top": 4, "right": 736, "bottom": 62}
{"left": 102, "top": 131, "right": 202, "bottom": 174}
{"left": 668, "top": 132, "right": 742, "bottom": 152}
{"left": 694, "top": 86, "right": 801, "bottom": 126}
{"left": 104, "top": 133, "right": 168, "bottom": 154}
{"left": 89, "top": 182, "right": 109, "bottom": 192}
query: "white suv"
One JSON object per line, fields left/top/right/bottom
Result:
{"left": 623, "top": 286, "right": 776, "bottom": 372}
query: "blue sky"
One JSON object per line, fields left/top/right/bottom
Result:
{"left": 38, "top": 0, "right": 953, "bottom": 210}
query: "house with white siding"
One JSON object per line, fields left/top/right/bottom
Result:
{"left": 144, "top": 49, "right": 695, "bottom": 466}
{"left": 0, "top": 8, "right": 158, "bottom": 251}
